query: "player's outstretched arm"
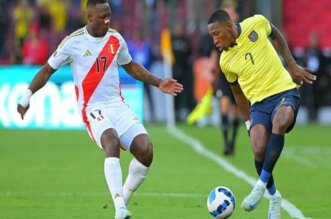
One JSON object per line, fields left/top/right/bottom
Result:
{"left": 17, "top": 63, "right": 56, "bottom": 119}
{"left": 122, "top": 61, "right": 183, "bottom": 96}
{"left": 269, "top": 24, "right": 316, "bottom": 85}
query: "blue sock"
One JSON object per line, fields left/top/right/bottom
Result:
{"left": 263, "top": 133, "right": 284, "bottom": 173}
{"left": 254, "top": 159, "right": 275, "bottom": 190}
{"left": 268, "top": 183, "right": 277, "bottom": 195}
{"left": 260, "top": 169, "right": 271, "bottom": 184}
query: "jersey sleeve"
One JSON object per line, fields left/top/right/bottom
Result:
{"left": 254, "top": 14, "right": 272, "bottom": 36}
{"left": 48, "top": 36, "right": 73, "bottom": 69}
{"left": 117, "top": 34, "right": 132, "bottom": 65}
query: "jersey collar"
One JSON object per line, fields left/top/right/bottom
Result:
{"left": 84, "top": 26, "right": 108, "bottom": 43}
{"left": 236, "top": 23, "right": 242, "bottom": 39}
{"left": 229, "top": 23, "right": 241, "bottom": 49}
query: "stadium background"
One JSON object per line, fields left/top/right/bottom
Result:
{"left": 0, "top": 0, "right": 330, "bottom": 126}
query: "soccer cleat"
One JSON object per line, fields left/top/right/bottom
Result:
{"left": 241, "top": 183, "right": 265, "bottom": 211}
{"left": 268, "top": 191, "right": 282, "bottom": 219}
{"left": 115, "top": 206, "right": 132, "bottom": 219}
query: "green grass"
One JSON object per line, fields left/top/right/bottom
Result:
{"left": 0, "top": 124, "right": 330, "bottom": 218}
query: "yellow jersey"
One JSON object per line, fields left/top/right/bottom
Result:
{"left": 220, "top": 15, "right": 297, "bottom": 104}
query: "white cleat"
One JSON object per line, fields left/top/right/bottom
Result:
{"left": 115, "top": 206, "right": 132, "bottom": 219}
{"left": 268, "top": 191, "right": 282, "bottom": 219}
{"left": 241, "top": 183, "right": 265, "bottom": 211}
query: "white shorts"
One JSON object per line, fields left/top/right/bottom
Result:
{"left": 84, "top": 102, "right": 147, "bottom": 150}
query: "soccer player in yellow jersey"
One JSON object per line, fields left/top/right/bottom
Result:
{"left": 208, "top": 9, "right": 316, "bottom": 219}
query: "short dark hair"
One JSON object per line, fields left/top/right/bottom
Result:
{"left": 87, "top": 0, "right": 108, "bottom": 7}
{"left": 208, "top": 9, "right": 232, "bottom": 24}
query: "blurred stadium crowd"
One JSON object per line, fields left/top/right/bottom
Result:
{"left": 1, "top": 0, "right": 330, "bottom": 122}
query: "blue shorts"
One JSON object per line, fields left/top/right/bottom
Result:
{"left": 250, "top": 89, "right": 300, "bottom": 133}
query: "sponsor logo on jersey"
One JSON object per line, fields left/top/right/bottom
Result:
{"left": 83, "top": 50, "right": 92, "bottom": 57}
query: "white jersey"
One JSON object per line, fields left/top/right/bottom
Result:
{"left": 48, "top": 26, "right": 132, "bottom": 124}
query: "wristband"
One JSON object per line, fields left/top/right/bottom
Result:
{"left": 19, "top": 89, "right": 32, "bottom": 107}
{"left": 245, "top": 120, "right": 251, "bottom": 131}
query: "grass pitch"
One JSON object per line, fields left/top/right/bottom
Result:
{"left": 0, "top": 123, "right": 330, "bottom": 218}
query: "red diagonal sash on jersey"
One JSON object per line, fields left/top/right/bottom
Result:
{"left": 81, "top": 36, "right": 120, "bottom": 141}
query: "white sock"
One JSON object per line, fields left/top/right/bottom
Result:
{"left": 104, "top": 157, "right": 125, "bottom": 210}
{"left": 123, "top": 158, "right": 149, "bottom": 205}
{"left": 270, "top": 190, "right": 281, "bottom": 198}
{"left": 257, "top": 179, "right": 267, "bottom": 188}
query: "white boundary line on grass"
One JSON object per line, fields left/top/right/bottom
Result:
{"left": 167, "top": 125, "right": 311, "bottom": 219}
{"left": 283, "top": 146, "right": 331, "bottom": 167}
{"left": 2, "top": 191, "right": 204, "bottom": 198}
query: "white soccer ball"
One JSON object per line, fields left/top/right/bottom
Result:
{"left": 207, "top": 186, "right": 235, "bottom": 218}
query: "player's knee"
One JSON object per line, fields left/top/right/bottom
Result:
{"left": 136, "top": 142, "right": 154, "bottom": 167}
{"left": 103, "top": 137, "right": 120, "bottom": 148}
{"left": 100, "top": 129, "right": 121, "bottom": 156}
{"left": 141, "top": 142, "right": 153, "bottom": 161}
{"left": 146, "top": 151, "right": 153, "bottom": 167}
{"left": 272, "top": 120, "right": 290, "bottom": 134}
{"left": 253, "top": 149, "right": 265, "bottom": 161}
{"left": 272, "top": 111, "right": 294, "bottom": 134}
{"left": 251, "top": 142, "right": 265, "bottom": 160}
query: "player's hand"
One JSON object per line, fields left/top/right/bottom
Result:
{"left": 17, "top": 104, "right": 30, "bottom": 120}
{"left": 158, "top": 78, "right": 184, "bottom": 96}
{"left": 288, "top": 63, "right": 317, "bottom": 85}
{"left": 17, "top": 89, "right": 32, "bottom": 119}
{"left": 245, "top": 120, "right": 251, "bottom": 137}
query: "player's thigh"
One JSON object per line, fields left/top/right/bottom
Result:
{"left": 86, "top": 108, "right": 116, "bottom": 149}
{"left": 250, "top": 110, "right": 271, "bottom": 157}
{"left": 271, "top": 94, "right": 300, "bottom": 134}
{"left": 272, "top": 106, "right": 295, "bottom": 134}
{"left": 121, "top": 125, "right": 153, "bottom": 166}
{"left": 119, "top": 122, "right": 149, "bottom": 152}
{"left": 250, "top": 110, "right": 272, "bottom": 133}
{"left": 130, "top": 134, "right": 153, "bottom": 163}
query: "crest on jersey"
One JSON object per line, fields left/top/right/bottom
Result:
{"left": 248, "top": 30, "right": 258, "bottom": 42}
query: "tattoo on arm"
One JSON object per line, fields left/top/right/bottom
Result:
{"left": 126, "top": 62, "right": 161, "bottom": 87}
{"left": 137, "top": 66, "right": 161, "bottom": 86}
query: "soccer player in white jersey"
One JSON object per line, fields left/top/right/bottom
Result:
{"left": 17, "top": 0, "right": 183, "bottom": 218}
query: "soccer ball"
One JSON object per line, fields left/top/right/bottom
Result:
{"left": 207, "top": 186, "right": 235, "bottom": 218}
